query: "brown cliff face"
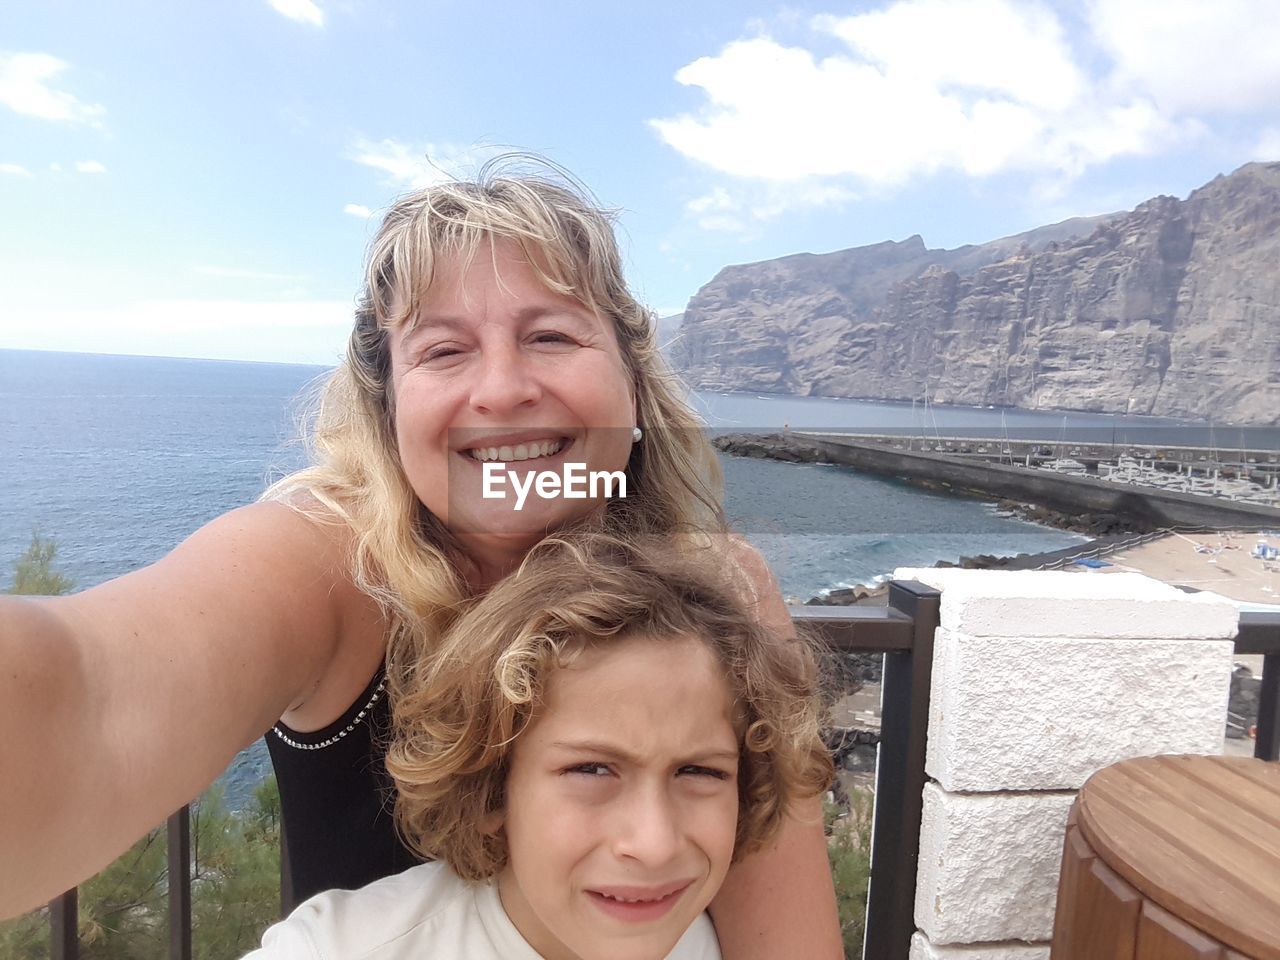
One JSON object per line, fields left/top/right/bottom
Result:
{"left": 671, "top": 162, "right": 1280, "bottom": 424}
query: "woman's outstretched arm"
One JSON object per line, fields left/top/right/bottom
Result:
{"left": 708, "top": 538, "right": 844, "bottom": 960}
{"left": 0, "top": 502, "right": 372, "bottom": 917}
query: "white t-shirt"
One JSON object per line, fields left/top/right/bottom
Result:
{"left": 241, "top": 861, "right": 722, "bottom": 960}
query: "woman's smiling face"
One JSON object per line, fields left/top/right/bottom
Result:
{"left": 389, "top": 239, "right": 636, "bottom": 563}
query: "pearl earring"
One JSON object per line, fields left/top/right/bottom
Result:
{"left": 632, "top": 426, "right": 643, "bottom": 443}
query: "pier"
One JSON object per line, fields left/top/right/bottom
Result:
{"left": 787, "top": 432, "right": 1280, "bottom": 529}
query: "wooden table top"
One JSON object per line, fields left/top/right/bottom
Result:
{"left": 1076, "top": 755, "right": 1280, "bottom": 960}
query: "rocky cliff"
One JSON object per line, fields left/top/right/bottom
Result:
{"left": 672, "top": 162, "right": 1280, "bottom": 424}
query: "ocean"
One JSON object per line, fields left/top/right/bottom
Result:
{"left": 0, "top": 348, "right": 1235, "bottom": 807}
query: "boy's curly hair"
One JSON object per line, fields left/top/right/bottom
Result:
{"left": 386, "top": 532, "right": 833, "bottom": 881}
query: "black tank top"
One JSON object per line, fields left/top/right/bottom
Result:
{"left": 265, "top": 667, "right": 423, "bottom": 910}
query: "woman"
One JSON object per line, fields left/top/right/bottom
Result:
{"left": 0, "top": 162, "right": 841, "bottom": 958}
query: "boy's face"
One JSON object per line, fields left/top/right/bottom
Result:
{"left": 496, "top": 632, "right": 740, "bottom": 960}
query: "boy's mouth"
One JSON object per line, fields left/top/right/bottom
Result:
{"left": 585, "top": 880, "right": 692, "bottom": 922}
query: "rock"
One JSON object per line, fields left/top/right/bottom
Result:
{"left": 673, "top": 162, "right": 1280, "bottom": 425}
{"left": 712, "top": 432, "right": 828, "bottom": 463}
{"left": 1227, "top": 663, "right": 1261, "bottom": 738}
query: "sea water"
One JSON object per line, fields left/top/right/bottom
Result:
{"left": 4, "top": 348, "right": 1227, "bottom": 806}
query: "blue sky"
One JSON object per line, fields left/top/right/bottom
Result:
{"left": 2, "top": 0, "right": 1279, "bottom": 364}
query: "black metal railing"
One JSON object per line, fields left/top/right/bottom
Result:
{"left": 793, "top": 580, "right": 941, "bottom": 959}
{"left": 44, "top": 589, "right": 1280, "bottom": 960}
{"left": 1235, "top": 610, "right": 1280, "bottom": 763}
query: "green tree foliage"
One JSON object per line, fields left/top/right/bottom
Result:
{"left": 0, "top": 536, "right": 282, "bottom": 958}
{"left": 826, "top": 788, "right": 874, "bottom": 960}
{"left": 6, "top": 530, "right": 75, "bottom": 596}
{"left": 0, "top": 781, "right": 282, "bottom": 959}
{"left": 190, "top": 778, "right": 282, "bottom": 960}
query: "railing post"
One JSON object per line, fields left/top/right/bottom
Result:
{"left": 50, "top": 888, "right": 78, "bottom": 960}
{"left": 280, "top": 822, "right": 295, "bottom": 918}
{"left": 1257, "top": 653, "right": 1279, "bottom": 763}
{"left": 1235, "top": 611, "right": 1280, "bottom": 764}
{"left": 167, "top": 807, "right": 191, "bottom": 960}
{"left": 863, "top": 580, "right": 941, "bottom": 960}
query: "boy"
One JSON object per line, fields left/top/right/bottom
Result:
{"left": 245, "top": 534, "right": 832, "bottom": 959}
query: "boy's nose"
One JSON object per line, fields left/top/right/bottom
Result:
{"left": 612, "top": 789, "right": 682, "bottom": 866}
{"left": 467, "top": 347, "right": 541, "bottom": 415}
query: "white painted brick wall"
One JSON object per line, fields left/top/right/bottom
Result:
{"left": 915, "top": 785, "right": 1074, "bottom": 943}
{"left": 909, "top": 933, "right": 1050, "bottom": 959}
{"left": 924, "top": 629, "right": 1234, "bottom": 792}
{"left": 883, "top": 567, "right": 1242, "bottom": 955}
{"left": 893, "top": 568, "right": 1239, "bottom": 639}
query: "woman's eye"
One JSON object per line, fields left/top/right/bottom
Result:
{"left": 421, "top": 346, "right": 463, "bottom": 363}
{"left": 531, "top": 331, "right": 573, "bottom": 345}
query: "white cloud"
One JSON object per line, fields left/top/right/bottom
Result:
{"left": 651, "top": 0, "right": 1274, "bottom": 220}
{"left": 819, "top": 0, "right": 1082, "bottom": 112}
{"left": 193, "top": 265, "right": 309, "bottom": 282}
{"left": 74, "top": 160, "right": 106, "bottom": 174}
{"left": 268, "top": 0, "right": 324, "bottom": 28}
{"left": 686, "top": 186, "right": 748, "bottom": 234}
{"left": 348, "top": 138, "right": 506, "bottom": 188}
{"left": 652, "top": 3, "right": 1186, "bottom": 187}
{"left": 0, "top": 52, "right": 106, "bottom": 125}
{"left": 343, "top": 202, "right": 373, "bottom": 218}
{"left": 1088, "top": 0, "right": 1280, "bottom": 114}
{"left": 0, "top": 299, "right": 352, "bottom": 365}
{"left": 1254, "top": 128, "right": 1280, "bottom": 163}
{"left": 685, "top": 180, "right": 859, "bottom": 234}
{"left": 0, "top": 163, "right": 31, "bottom": 176}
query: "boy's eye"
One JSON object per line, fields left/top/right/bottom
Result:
{"left": 565, "top": 762, "right": 613, "bottom": 777}
{"left": 678, "top": 765, "right": 732, "bottom": 781}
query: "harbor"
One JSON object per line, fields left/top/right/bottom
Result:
{"left": 781, "top": 431, "right": 1280, "bottom": 528}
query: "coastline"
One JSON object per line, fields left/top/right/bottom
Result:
{"left": 714, "top": 433, "right": 1279, "bottom": 607}
{"left": 712, "top": 432, "right": 1143, "bottom": 606}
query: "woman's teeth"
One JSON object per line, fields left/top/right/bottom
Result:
{"left": 468, "top": 439, "right": 566, "bottom": 463}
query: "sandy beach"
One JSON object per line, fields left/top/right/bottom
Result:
{"left": 1097, "top": 530, "right": 1280, "bottom": 607}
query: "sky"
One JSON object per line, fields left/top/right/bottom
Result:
{"left": 2, "top": 0, "right": 1279, "bottom": 365}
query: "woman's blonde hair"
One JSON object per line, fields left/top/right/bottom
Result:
{"left": 386, "top": 533, "right": 833, "bottom": 881}
{"left": 264, "top": 157, "right": 725, "bottom": 687}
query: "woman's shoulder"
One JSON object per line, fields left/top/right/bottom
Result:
{"left": 670, "top": 531, "right": 780, "bottom": 603}
{"left": 706, "top": 533, "right": 792, "bottom": 636}
{"left": 138, "top": 499, "right": 384, "bottom": 707}
{"left": 722, "top": 533, "right": 776, "bottom": 586}
{"left": 243, "top": 489, "right": 351, "bottom": 544}
{"left": 195, "top": 498, "right": 362, "bottom": 596}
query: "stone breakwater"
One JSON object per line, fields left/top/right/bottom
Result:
{"left": 715, "top": 432, "right": 1147, "bottom": 543}
{"left": 715, "top": 431, "right": 1280, "bottom": 535}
